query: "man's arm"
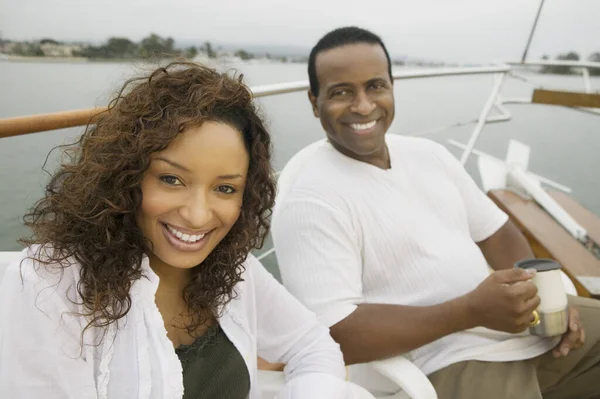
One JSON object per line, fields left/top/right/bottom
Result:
{"left": 477, "top": 219, "right": 535, "bottom": 271}
{"left": 331, "top": 220, "right": 540, "bottom": 365}
{"left": 329, "top": 267, "right": 538, "bottom": 365}
{"left": 329, "top": 297, "right": 471, "bottom": 365}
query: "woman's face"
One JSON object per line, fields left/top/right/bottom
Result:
{"left": 136, "top": 121, "right": 249, "bottom": 271}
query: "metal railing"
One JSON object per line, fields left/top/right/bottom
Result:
{"left": 507, "top": 60, "right": 600, "bottom": 95}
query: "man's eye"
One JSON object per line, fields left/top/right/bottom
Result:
{"left": 331, "top": 89, "right": 351, "bottom": 98}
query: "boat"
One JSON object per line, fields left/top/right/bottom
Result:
{"left": 1, "top": 57, "right": 598, "bottom": 399}
{"left": 1, "top": 6, "right": 599, "bottom": 399}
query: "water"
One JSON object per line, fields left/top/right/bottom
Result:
{"left": 1, "top": 61, "right": 599, "bottom": 278}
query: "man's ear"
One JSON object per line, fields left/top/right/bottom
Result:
{"left": 308, "top": 90, "right": 319, "bottom": 118}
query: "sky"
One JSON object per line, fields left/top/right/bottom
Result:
{"left": 1, "top": 0, "right": 599, "bottom": 63}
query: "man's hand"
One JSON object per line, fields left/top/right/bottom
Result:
{"left": 466, "top": 268, "right": 540, "bottom": 333}
{"left": 553, "top": 306, "right": 585, "bottom": 357}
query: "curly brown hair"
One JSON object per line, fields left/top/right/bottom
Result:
{"left": 21, "top": 61, "right": 276, "bottom": 333}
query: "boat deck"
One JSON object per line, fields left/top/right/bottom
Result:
{"left": 489, "top": 189, "right": 600, "bottom": 299}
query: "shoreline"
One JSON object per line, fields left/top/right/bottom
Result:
{"left": 0, "top": 53, "right": 298, "bottom": 66}
{"left": 0, "top": 54, "right": 89, "bottom": 63}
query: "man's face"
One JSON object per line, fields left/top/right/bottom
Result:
{"left": 309, "top": 43, "right": 395, "bottom": 163}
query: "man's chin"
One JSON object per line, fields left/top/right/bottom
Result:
{"left": 346, "top": 139, "right": 386, "bottom": 156}
{"left": 327, "top": 132, "right": 386, "bottom": 158}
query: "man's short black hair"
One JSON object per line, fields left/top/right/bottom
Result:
{"left": 308, "top": 26, "right": 393, "bottom": 96}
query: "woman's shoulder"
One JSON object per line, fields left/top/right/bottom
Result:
{"left": 0, "top": 246, "right": 95, "bottom": 365}
{"left": 1, "top": 245, "right": 82, "bottom": 309}
{"left": 241, "top": 253, "right": 275, "bottom": 284}
{"left": 237, "top": 253, "right": 261, "bottom": 288}
{"left": 228, "top": 254, "right": 277, "bottom": 302}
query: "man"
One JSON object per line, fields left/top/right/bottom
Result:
{"left": 271, "top": 26, "right": 600, "bottom": 399}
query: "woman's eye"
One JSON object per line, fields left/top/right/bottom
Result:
{"left": 216, "top": 185, "right": 236, "bottom": 194}
{"left": 159, "top": 175, "right": 182, "bottom": 186}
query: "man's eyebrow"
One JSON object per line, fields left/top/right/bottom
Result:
{"left": 367, "top": 77, "right": 389, "bottom": 84}
{"left": 326, "top": 82, "right": 352, "bottom": 92}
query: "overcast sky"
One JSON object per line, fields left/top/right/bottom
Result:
{"left": 1, "top": 0, "right": 599, "bottom": 63}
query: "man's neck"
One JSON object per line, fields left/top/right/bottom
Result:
{"left": 330, "top": 141, "right": 391, "bottom": 170}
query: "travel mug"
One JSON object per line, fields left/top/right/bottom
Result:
{"left": 515, "top": 259, "right": 569, "bottom": 337}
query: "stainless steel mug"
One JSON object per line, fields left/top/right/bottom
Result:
{"left": 515, "top": 259, "right": 569, "bottom": 337}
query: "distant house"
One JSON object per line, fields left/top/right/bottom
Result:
{"left": 0, "top": 42, "right": 18, "bottom": 54}
{"left": 39, "top": 42, "right": 83, "bottom": 57}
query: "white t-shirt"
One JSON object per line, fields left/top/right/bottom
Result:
{"left": 0, "top": 246, "right": 351, "bottom": 398}
{"left": 272, "top": 135, "right": 556, "bottom": 387}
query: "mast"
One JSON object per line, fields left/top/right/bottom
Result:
{"left": 521, "top": 0, "right": 546, "bottom": 63}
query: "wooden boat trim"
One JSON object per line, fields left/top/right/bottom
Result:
{"left": 0, "top": 107, "right": 107, "bottom": 139}
{"left": 532, "top": 89, "right": 600, "bottom": 109}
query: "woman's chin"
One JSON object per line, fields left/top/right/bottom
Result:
{"left": 149, "top": 249, "right": 210, "bottom": 272}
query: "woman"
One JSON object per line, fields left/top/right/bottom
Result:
{"left": 0, "top": 62, "right": 349, "bottom": 398}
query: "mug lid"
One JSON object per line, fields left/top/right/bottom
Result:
{"left": 514, "top": 258, "right": 562, "bottom": 272}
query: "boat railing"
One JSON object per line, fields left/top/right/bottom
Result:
{"left": 0, "top": 64, "right": 511, "bottom": 139}
{"left": 0, "top": 60, "right": 599, "bottom": 262}
{"left": 1, "top": 61, "right": 597, "bottom": 145}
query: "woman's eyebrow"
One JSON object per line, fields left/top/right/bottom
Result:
{"left": 153, "top": 156, "right": 191, "bottom": 173}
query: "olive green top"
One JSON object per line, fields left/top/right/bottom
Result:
{"left": 175, "top": 325, "right": 250, "bottom": 399}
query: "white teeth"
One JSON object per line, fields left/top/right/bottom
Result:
{"left": 351, "top": 120, "right": 376, "bottom": 131}
{"left": 166, "top": 225, "right": 206, "bottom": 243}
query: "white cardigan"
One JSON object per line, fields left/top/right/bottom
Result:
{"left": 0, "top": 246, "right": 350, "bottom": 398}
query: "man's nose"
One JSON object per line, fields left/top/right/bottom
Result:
{"left": 350, "top": 91, "right": 376, "bottom": 115}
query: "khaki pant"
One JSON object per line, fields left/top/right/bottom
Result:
{"left": 428, "top": 296, "right": 600, "bottom": 399}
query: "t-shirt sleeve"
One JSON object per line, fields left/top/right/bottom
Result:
{"left": 433, "top": 144, "right": 508, "bottom": 242}
{"left": 272, "top": 195, "right": 363, "bottom": 328}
